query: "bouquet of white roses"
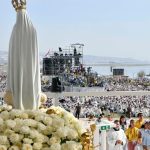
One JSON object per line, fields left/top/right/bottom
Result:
{"left": 0, "top": 105, "right": 86, "bottom": 150}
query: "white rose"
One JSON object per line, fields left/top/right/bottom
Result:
{"left": 4, "top": 129, "right": 15, "bottom": 136}
{"left": 43, "top": 126, "right": 53, "bottom": 135}
{"left": 14, "top": 118, "right": 23, "bottom": 126}
{"left": 19, "top": 113, "right": 28, "bottom": 119}
{"left": 43, "top": 135, "right": 49, "bottom": 143}
{"left": 56, "top": 127, "right": 67, "bottom": 138}
{"left": 68, "top": 141, "right": 82, "bottom": 150}
{"left": 8, "top": 146, "right": 20, "bottom": 150}
{"left": 0, "top": 136, "right": 9, "bottom": 145}
{"left": 0, "top": 145, "right": 7, "bottom": 150}
{"left": 10, "top": 109, "right": 22, "bottom": 119}
{"left": 0, "top": 111, "right": 9, "bottom": 120}
{"left": 50, "top": 143, "right": 61, "bottom": 150}
{"left": 6, "top": 105, "right": 13, "bottom": 111}
{"left": 61, "top": 143, "right": 68, "bottom": 150}
{"left": 23, "top": 119, "right": 37, "bottom": 128}
{"left": 13, "top": 118, "right": 24, "bottom": 132}
{"left": 67, "top": 128, "right": 78, "bottom": 139}
{"left": 0, "top": 118, "right": 4, "bottom": 126}
{"left": 74, "top": 122, "right": 85, "bottom": 135}
{"left": 0, "top": 124, "right": 6, "bottom": 132}
{"left": 48, "top": 137, "right": 61, "bottom": 145}
{"left": 9, "top": 133, "right": 20, "bottom": 144}
{"left": 43, "top": 116, "right": 52, "bottom": 126}
{"left": 52, "top": 118, "right": 64, "bottom": 129}
{"left": 20, "top": 126, "right": 30, "bottom": 134}
{"left": 62, "top": 141, "right": 82, "bottom": 150}
{"left": 35, "top": 115, "right": 44, "bottom": 122}
{"left": 33, "top": 143, "right": 42, "bottom": 150}
{"left": 34, "top": 134, "right": 44, "bottom": 143}
{"left": 29, "top": 130, "right": 39, "bottom": 139}
{"left": 23, "top": 138, "right": 33, "bottom": 144}
{"left": 22, "top": 144, "right": 32, "bottom": 150}
{"left": 37, "top": 122, "right": 46, "bottom": 132}
{"left": 5, "top": 120, "right": 16, "bottom": 129}
{"left": 24, "top": 110, "right": 36, "bottom": 118}
{"left": 19, "top": 134, "right": 24, "bottom": 141}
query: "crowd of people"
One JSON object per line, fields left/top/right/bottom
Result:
{"left": 67, "top": 75, "right": 150, "bottom": 91}
{"left": 0, "top": 73, "right": 6, "bottom": 92}
{"left": 0, "top": 70, "right": 150, "bottom": 150}
{"left": 102, "top": 76, "right": 150, "bottom": 91}
{"left": 106, "top": 113, "right": 150, "bottom": 150}
{"left": 1, "top": 70, "right": 150, "bottom": 92}
{"left": 42, "top": 75, "right": 150, "bottom": 91}
{"left": 44, "top": 96, "right": 150, "bottom": 118}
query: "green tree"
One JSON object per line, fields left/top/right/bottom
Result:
{"left": 137, "top": 71, "right": 145, "bottom": 78}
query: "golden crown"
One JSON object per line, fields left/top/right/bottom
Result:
{"left": 12, "top": 0, "right": 26, "bottom": 11}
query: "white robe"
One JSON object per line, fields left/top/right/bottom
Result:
{"left": 107, "top": 128, "right": 126, "bottom": 150}
{"left": 7, "top": 9, "right": 41, "bottom": 110}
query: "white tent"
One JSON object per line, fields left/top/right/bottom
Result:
{"left": 4, "top": 0, "right": 42, "bottom": 110}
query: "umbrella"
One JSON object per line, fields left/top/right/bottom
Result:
{"left": 4, "top": 0, "right": 46, "bottom": 109}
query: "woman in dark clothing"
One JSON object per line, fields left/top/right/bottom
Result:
{"left": 119, "top": 115, "right": 127, "bottom": 131}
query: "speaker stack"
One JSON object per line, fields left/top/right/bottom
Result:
{"left": 51, "top": 77, "right": 64, "bottom": 92}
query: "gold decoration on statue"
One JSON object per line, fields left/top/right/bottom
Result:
{"left": 12, "top": 0, "right": 26, "bottom": 11}
{"left": 90, "top": 124, "right": 96, "bottom": 149}
{"left": 81, "top": 131, "right": 91, "bottom": 150}
{"left": 81, "top": 124, "right": 97, "bottom": 150}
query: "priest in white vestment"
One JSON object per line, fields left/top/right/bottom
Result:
{"left": 4, "top": 0, "right": 45, "bottom": 110}
{"left": 107, "top": 120, "right": 126, "bottom": 150}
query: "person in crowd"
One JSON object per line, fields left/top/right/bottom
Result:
{"left": 107, "top": 115, "right": 113, "bottom": 122}
{"left": 96, "top": 115, "right": 102, "bottom": 124}
{"left": 75, "top": 102, "right": 81, "bottom": 119}
{"left": 107, "top": 120, "right": 126, "bottom": 150}
{"left": 135, "top": 113, "right": 145, "bottom": 129}
{"left": 119, "top": 115, "right": 127, "bottom": 131}
{"left": 125, "top": 119, "right": 140, "bottom": 150}
{"left": 139, "top": 121, "right": 150, "bottom": 150}
{"left": 126, "top": 105, "right": 132, "bottom": 118}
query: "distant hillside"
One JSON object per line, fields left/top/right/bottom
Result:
{"left": 83, "top": 55, "right": 150, "bottom": 65}
{"left": 0, "top": 51, "right": 149, "bottom": 65}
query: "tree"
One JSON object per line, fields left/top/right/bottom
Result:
{"left": 137, "top": 71, "right": 145, "bottom": 78}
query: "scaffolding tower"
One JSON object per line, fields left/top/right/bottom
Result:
{"left": 43, "top": 43, "right": 84, "bottom": 75}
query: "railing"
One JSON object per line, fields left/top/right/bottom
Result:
{"left": 1, "top": 91, "right": 150, "bottom": 98}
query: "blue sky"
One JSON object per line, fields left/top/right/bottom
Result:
{"left": 1, "top": 0, "right": 150, "bottom": 61}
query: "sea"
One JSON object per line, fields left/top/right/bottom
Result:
{"left": 91, "top": 66, "right": 150, "bottom": 78}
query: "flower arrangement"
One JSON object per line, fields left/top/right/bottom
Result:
{"left": 0, "top": 105, "right": 88, "bottom": 150}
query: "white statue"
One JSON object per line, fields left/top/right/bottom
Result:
{"left": 4, "top": 0, "right": 47, "bottom": 110}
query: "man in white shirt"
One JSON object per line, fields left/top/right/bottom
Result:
{"left": 107, "top": 120, "right": 127, "bottom": 150}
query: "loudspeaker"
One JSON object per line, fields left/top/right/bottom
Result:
{"left": 113, "top": 69, "right": 124, "bottom": 76}
{"left": 43, "top": 58, "right": 54, "bottom": 75}
{"left": 51, "top": 77, "right": 64, "bottom": 92}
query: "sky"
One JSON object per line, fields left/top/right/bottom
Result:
{"left": 0, "top": 0, "right": 150, "bottom": 61}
